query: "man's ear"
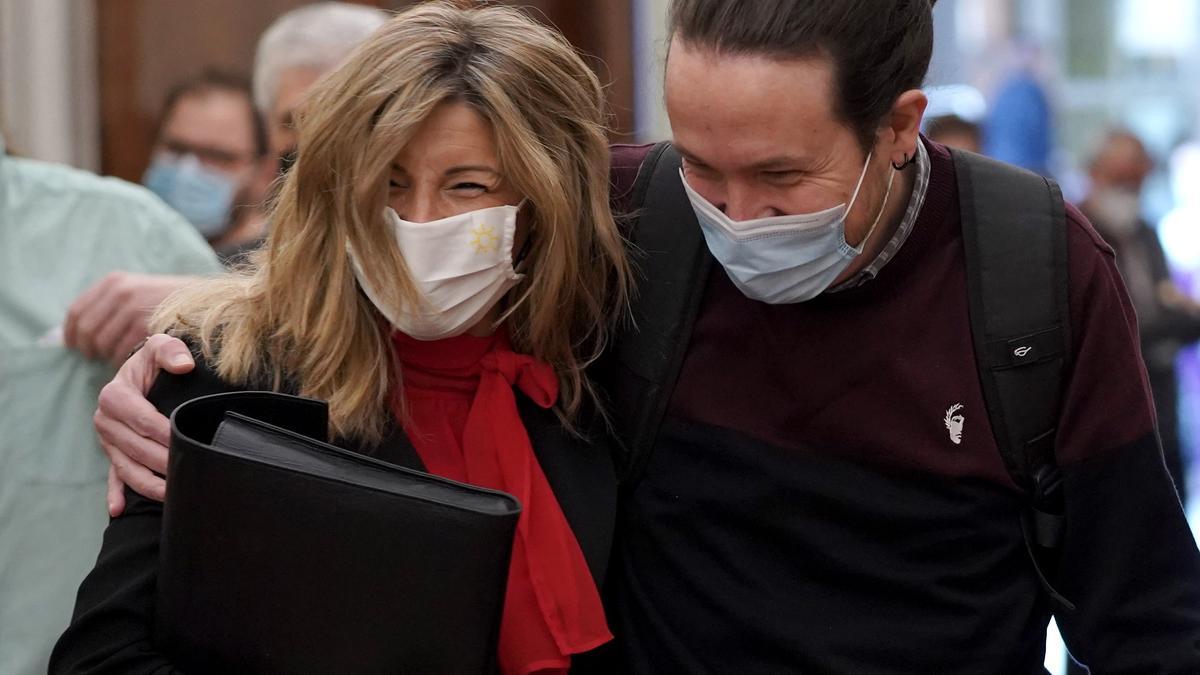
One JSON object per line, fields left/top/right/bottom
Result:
{"left": 882, "top": 89, "right": 928, "bottom": 166}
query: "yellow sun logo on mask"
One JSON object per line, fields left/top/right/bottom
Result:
{"left": 470, "top": 224, "right": 500, "bottom": 254}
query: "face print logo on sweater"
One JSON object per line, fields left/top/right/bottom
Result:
{"left": 944, "top": 404, "right": 965, "bottom": 445}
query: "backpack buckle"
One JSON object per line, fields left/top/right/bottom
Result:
{"left": 1023, "top": 449, "right": 1074, "bottom": 611}
{"left": 1025, "top": 430, "right": 1065, "bottom": 550}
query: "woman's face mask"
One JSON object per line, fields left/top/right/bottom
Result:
{"left": 349, "top": 202, "right": 525, "bottom": 340}
{"left": 350, "top": 100, "right": 529, "bottom": 340}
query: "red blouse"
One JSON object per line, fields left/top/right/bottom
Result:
{"left": 391, "top": 330, "right": 611, "bottom": 675}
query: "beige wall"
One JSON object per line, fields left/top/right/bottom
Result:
{"left": 0, "top": 0, "right": 99, "bottom": 169}
{"left": 633, "top": 0, "right": 671, "bottom": 142}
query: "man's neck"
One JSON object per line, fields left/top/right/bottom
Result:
{"left": 834, "top": 162, "right": 919, "bottom": 284}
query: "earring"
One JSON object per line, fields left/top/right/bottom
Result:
{"left": 891, "top": 153, "right": 915, "bottom": 171}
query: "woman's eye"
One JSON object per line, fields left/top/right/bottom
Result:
{"left": 388, "top": 179, "right": 407, "bottom": 189}
{"left": 451, "top": 182, "right": 488, "bottom": 193}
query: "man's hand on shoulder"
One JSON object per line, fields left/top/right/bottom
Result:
{"left": 95, "top": 334, "right": 195, "bottom": 516}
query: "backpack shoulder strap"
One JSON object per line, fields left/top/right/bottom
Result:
{"left": 953, "top": 148, "right": 1075, "bottom": 610}
{"left": 604, "top": 142, "right": 712, "bottom": 485}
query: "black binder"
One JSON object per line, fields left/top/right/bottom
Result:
{"left": 155, "top": 391, "right": 521, "bottom": 674}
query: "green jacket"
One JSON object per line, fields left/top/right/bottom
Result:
{"left": 0, "top": 136, "right": 221, "bottom": 675}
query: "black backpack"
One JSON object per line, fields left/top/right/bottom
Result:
{"left": 604, "top": 141, "right": 1076, "bottom": 610}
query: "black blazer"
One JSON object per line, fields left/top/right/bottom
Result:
{"left": 49, "top": 347, "right": 618, "bottom": 674}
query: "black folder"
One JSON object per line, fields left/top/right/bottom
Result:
{"left": 155, "top": 391, "right": 521, "bottom": 674}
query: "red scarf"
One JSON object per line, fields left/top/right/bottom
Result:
{"left": 391, "top": 330, "right": 611, "bottom": 675}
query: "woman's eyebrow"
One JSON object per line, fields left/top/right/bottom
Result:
{"left": 389, "top": 164, "right": 498, "bottom": 175}
{"left": 444, "top": 165, "right": 499, "bottom": 176}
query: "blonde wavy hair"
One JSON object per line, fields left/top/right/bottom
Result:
{"left": 152, "top": 1, "right": 631, "bottom": 443}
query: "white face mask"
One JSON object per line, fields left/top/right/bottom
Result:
{"left": 681, "top": 152, "right": 895, "bottom": 304}
{"left": 349, "top": 202, "right": 524, "bottom": 340}
{"left": 1090, "top": 188, "right": 1142, "bottom": 241}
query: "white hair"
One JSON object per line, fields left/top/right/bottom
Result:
{"left": 253, "top": 2, "right": 388, "bottom": 114}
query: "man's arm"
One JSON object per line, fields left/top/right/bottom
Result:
{"left": 1053, "top": 209, "right": 1200, "bottom": 670}
{"left": 94, "top": 334, "right": 195, "bottom": 516}
{"left": 64, "top": 273, "right": 198, "bottom": 366}
{"left": 1140, "top": 232, "right": 1200, "bottom": 346}
{"left": 62, "top": 174, "right": 221, "bottom": 366}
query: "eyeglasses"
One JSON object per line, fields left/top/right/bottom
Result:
{"left": 160, "top": 138, "right": 255, "bottom": 173}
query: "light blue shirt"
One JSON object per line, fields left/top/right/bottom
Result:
{"left": 0, "top": 136, "right": 221, "bottom": 675}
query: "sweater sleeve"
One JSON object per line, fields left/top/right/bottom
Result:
{"left": 1052, "top": 206, "right": 1200, "bottom": 672}
{"left": 48, "top": 352, "right": 240, "bottom": 674}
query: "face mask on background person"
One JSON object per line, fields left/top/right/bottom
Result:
{"left": 681, "top": 153, "right": 896, "bottom": 304}
{"left": 349, "top": 202, "right": 525, "bottom": 340}
{"left": 143, "top": 152, "right": 239, "bottom": 238}
{"left": 1089, "top": 187, "right": 1142, "bottom": 241}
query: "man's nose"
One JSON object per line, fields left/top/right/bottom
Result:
{"left": 721, "top": 186, "right": 776, "bottom": 222}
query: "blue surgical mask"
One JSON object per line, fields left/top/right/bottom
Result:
{"left": 143, "top": 152, "right": 238, "bottom": 238}
{"left": 680, "top": 152, "right": 895, "bottom": 304}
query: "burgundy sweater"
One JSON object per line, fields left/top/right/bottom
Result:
{"left": 601, "top": 140, "right": 1200, "bottom": 673}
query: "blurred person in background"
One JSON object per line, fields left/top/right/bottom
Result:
{"left": 984, "top": 40, "right": 1054, "bottom": 176}
{"left": 142, "top": 69, "right": 269, "bottom": 260}
{"left": 0, "top": 133, "right": 219, "bottom": 675}
{"left": 254, "top": 1, "right": 389, "bottom": 175}
{"left": 62, "top": 2, "right": 386, "bottom": 375}
{"left": 1081, "top": 128, "right": 1200, "bottom": 505}
{"left": 925, "top": 114, "right": 982, "bottom": 154}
